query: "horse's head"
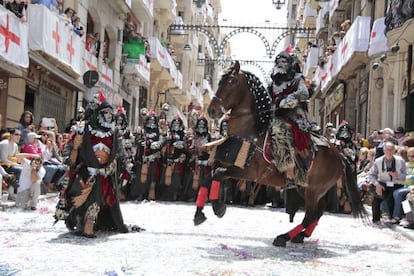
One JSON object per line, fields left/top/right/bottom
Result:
{"left": 208, "top": 61, "right": 246, "bottom": 119}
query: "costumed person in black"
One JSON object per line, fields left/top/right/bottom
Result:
{"left": 54, "top": 92, "right": 142, "bottom": 237}
{"left": 336, "top": 120, "right": 357, "bottom": 168}
{"left": 136, "top": 110, "right": 164, "bottom": 200}
{"left": 268, "top": 51, "right": 312, "bottom": 222}
{"left": 192, "top": 116, "right": 226, "bottom": 225}
{"left": 160, "top": 114, "right": 187, "bottom": 201}
{"left": 115, "top": 106, "right": 134, "bottom": 200}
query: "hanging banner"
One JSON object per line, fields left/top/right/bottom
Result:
{"left": 0, "top": 6, "right": 29, "bottom": 68}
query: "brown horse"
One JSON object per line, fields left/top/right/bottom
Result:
{"left": 207, "top": 61, "right": 367, "bottom": 247}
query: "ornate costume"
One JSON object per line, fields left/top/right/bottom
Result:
{"left": 192, "top": 116, "right": 226, "bottom": 225}
{"left": 268, "top": 51, "right": 311, "bottom": 185}
{"left": 136, "top": 111, "right": 163, "bottom": 200}
{"left": 54, "top": 93, "right": 138, "bottom": 237}
{"left": 160, "top": 116, "right": 187, "bottom": 201}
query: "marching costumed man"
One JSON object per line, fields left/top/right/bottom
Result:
{"left": 54, "top": 92, "right": 142, "bottom": 237}
{"left": 115, "top": 106, "right": 134, "bottom": 200}
{"left": 160, "top": 114, "right": 187, "bottom": 201}
{"left": 136, "top": 109, "right": 164, "bottom": 200}
{"left": 192, "top": 115, "right": 226, "bottom": 225}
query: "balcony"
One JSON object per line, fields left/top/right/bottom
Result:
{"left": 315, "top": 16, "right": 371, "bottom": 91}
{"left": 149, "top": 36, "right": 187, "bottom": 104}
{"left": 122, "top": 54, "right": 150, "bottom": 84}
{"left": 336, "top": 16, "right": 371, "bottom": 78}
{"left": 154, "top": 0, "right": 177, "bottom": 26}
{"left": 303, "top": 46, "right": 319, "bottom": 78}
{"left": 131, "top": 0, "right": 154, "bottom": 20}
{"left": 27, "top": 4, "right": 83, "bottom": 78}
{"left": 315, "top": 3, "right": 328, "bottom": 38}
{"left": 302, "top": 1, "right": 317, "bottom": 28}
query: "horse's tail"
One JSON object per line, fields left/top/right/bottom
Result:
{"left": 342, "top": 156, "right": 368, "bottom": 221}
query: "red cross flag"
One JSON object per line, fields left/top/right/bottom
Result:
{"left": 0, "top": 6, "right": 29, "bottom": 68}
{"left": 368, "top": 17, "right": 388, "bottom": 57}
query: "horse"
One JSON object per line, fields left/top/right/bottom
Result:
{"left": 207, "top": 61, "right": 367, "bottom": 247}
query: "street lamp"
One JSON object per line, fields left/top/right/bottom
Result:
{"left": 272, "top": 0, "right": 286, "bottom": 9}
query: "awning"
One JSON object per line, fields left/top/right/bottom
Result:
{"left": 29, "top": 51, "right": 86, "bottom": 92}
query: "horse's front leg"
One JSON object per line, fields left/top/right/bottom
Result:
{"left": 210, "top": 167, "right": 228, "bottom": 218}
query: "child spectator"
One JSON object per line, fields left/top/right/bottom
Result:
{"left": 15, "top": 157, "right": 45, "bottom": 210}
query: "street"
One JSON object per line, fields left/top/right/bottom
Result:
{"left": 1, "top": 197, "right": 414, "bottom": 275}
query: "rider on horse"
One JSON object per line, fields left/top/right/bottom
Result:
{"left": 268, "top": 51, "right": 312, "bottom": 187}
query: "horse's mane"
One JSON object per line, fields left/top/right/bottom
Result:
{"left": 221, "top": 65, "right": 272, "bottom": 134}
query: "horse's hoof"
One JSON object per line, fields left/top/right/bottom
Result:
{"left": 291, "top": 232, "right": 305, "bottom": 243}
{"left": 212, "top": 201, "right": 226, "bottom": 218}
{"left": 194, "top": 212, "right": 207, "bottom": 226}
{"left": 272, "top": 234, "right": 289, "bottom": 247}
{"left": 130, "top": 225, "right": 146, "bottom": 232}
{"left": 82, "top": 232, "right": 97, "bottom": 238}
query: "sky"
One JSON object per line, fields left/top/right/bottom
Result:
{"left": 218, "top": 0, "right": 289, "bottom": 83}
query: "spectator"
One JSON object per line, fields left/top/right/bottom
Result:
{"left": 85, "top": 33, "right": 97, "bottom": 55}
{"left": 390, "top": 147, "right": 414, "bottom": 225}
{"left": 374, "top": 128, "right": 398, "bottom": 159}
{"left": 30, "top": 0, "right": 58, "bottom": 11}
{"left": 405, "top": 188, "right": 414, "bottom": 229}
{"left": 17, "top": 110, "right": 35, "bottom": 147}
{"left": 94, "top": 32, "right": 101, "bottom": 58}
{"left": 369, "top": 141, "right": 407, "bottom": 224}
{"left": 21, "top": 132, "right": 42, "bottom": 156}
{"left": 38, "top": 130, "right": 66, "bottom": 191}
{"left": 61, "top": 7, "right": 75, "bottom": 26}
{"left": 72, "top": 16, "right": 84, "bottom": 37}
{"left": 5, "top": 0, "right": 27, "bottom": 22}
{"left": 394, "top": 126, "right": 406, "bottom": 146}
{"left": 15, "top": 157, "right": 45, "bottom": 210}
{"left": 0, "top": 128, "right": 24, "bottom": 184}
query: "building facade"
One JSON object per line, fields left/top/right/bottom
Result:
{"left": 0, "top": 0, "right": 222, "bottom": 132}
{"left": 293, "top": 0, "right": 414, "bottom": 135}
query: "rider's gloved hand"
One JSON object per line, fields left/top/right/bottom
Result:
{"left": 280, "top": 97, "right": 298, "bottom": 109}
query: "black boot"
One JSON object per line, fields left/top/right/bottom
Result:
{"left": 193, "top": 207, "right": 207, "bottom": 226}
{"left": 212, "top": 200, "right": 226, "bottom": 218}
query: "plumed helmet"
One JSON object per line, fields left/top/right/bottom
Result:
{"left": 144, "top": 109, "right": 158, "bottom": 130}
{"left": 194, "top": 116, "right": 208, "bottom": 134}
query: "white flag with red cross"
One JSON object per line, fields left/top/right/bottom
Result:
{"left": 0, "top": 6, "right": 29, "bottom": 68}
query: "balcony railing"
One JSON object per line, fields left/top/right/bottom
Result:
{"left": 131, "top": 0, "right": 154, "bottom": 19}
{"left": 315, "top": 3, "right": 328, "bottom": 35}
{"left": 303, "top": 46, "right": 319, "bottom": 77}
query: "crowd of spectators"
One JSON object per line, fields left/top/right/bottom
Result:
{"left": 346, "top": 125, "right": 414, "bottom": 230}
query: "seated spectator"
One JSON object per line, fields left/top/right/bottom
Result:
{"left": 0, "top": 128, "right": 41, "bottom": 200}
{"left": 15, "top": 157, "right": 45, "bottom": 210}
{"left": 391, "top": 147, "right": 414, "bottom": 225}
{"left": 38, "top": 130, "right": 66, "bottom": 191}
{"left": 405, "top": 188, "right": 414, "bottom": 229}
{"left": 395, "top": 126, "right": 406, "bottom": 146}
{"left": 5, "top": 0, "right": 27, "bottom": 22}
{"left": 21, "top": 132, "right": 42, "bottom": 156}
{"left": 369, "top": 142, "right": 407, "bottom": 224}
